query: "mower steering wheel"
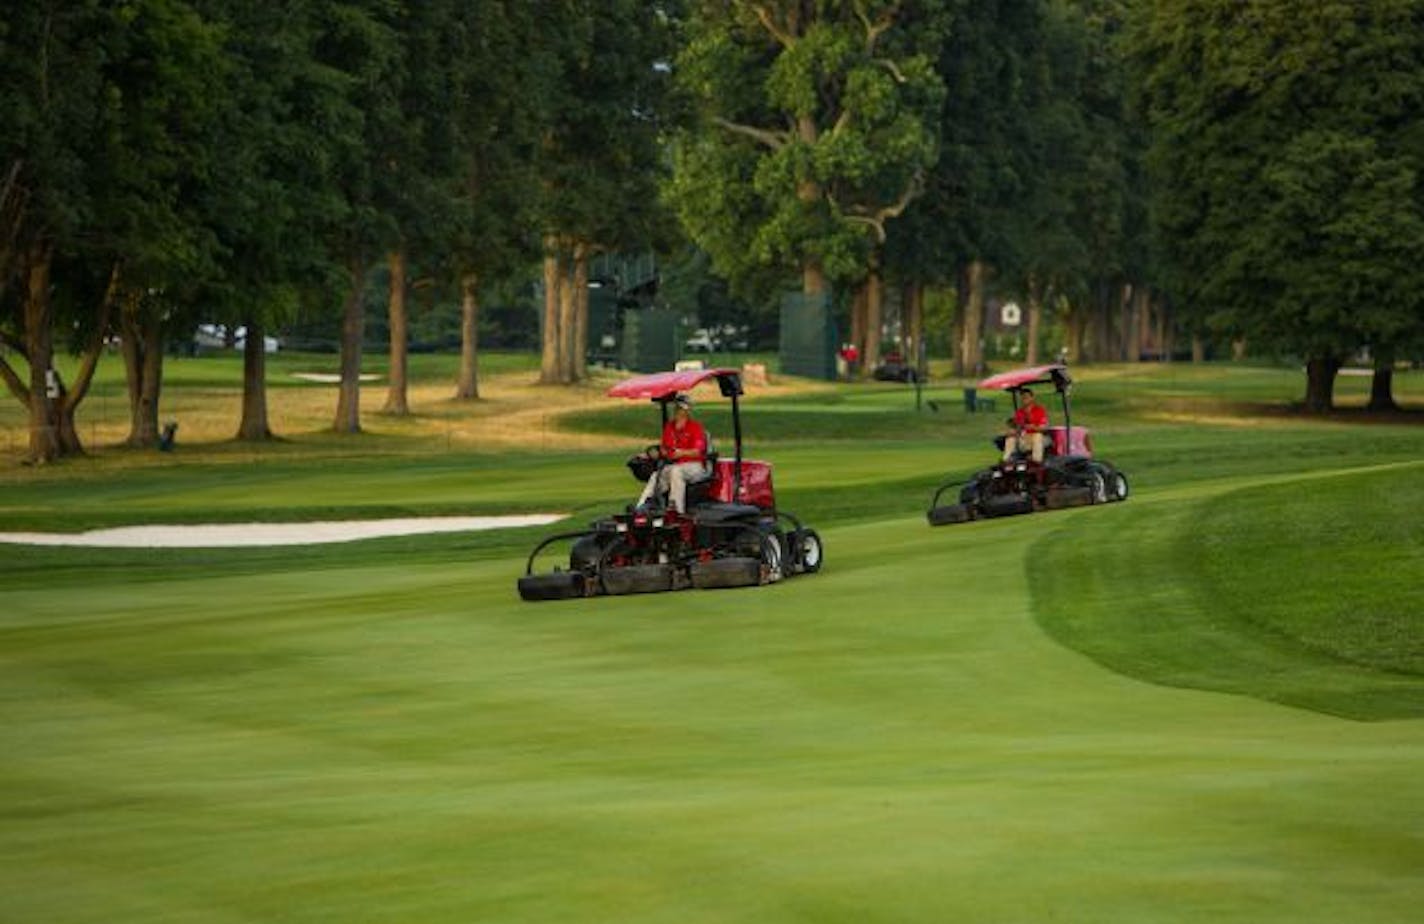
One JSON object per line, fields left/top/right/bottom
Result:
{"left": 644, "top": 444, "right": 666, "bottom": 468}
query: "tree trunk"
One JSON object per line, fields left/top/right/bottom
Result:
{"left": 1117, "top": 282, "right": 1134, "bottom": 361}
{"left": 1191, "top": 333, "right": 1205, "bottom": 363}
{"left": 237, "top": 318, "right": 272, "bottom": 440}
{"left": 333, "top": 256, "right": 367, "bottom": 434}
{"left": 902, "top": 281, "right": 925, "bottom": 378}
{"left": 23, "top": 243, "right": 61, "bottom": 462}
{"left": 1367, "top": 351, "right": 1398, "bottom": 411}
{"left": 1232, "top": 338, "right": 1247, "bottom": 361}
{"left": 952, "top": 264, "right": 968, "bottom": 376}
{"left": 1086, "top": 278, "right": 1111, "bottom": 363}
{"left": 849, "top": 284, "right": 867, "bottom": 367}
{"left": 540, "top": 236, "right": 563, "bottom": 384}
{"left": 1064, "top": 302, "right": 1084, "bottom": 365}
{"left": 122, "top": 312, "right": 163, "bottom": 448}
{"left": 1129, "top": 286, "right": 1149, "bottom": 362}
{"left": 795, "top": 111, "right": 827, "bottom": 299}
{"left": 959, "top": 260, "right": 986, "bottom": 377}
{"left": 120, "top": 296, "right": 143, "bottom": 433}
{"left": 1025, "top": 274, "right": 1043, "bottom": 365}
{"left": 863, "top": 265, "right": 884, "bottom": 375}
{"left": 1155, "top": 296, "right": 1171, "bottom": 362}
{"left": 1304, "top": 355, "right": 1340, "bottom": 413}
{"left": 571, "top": 240, "right": 590, "bottom": 382}
{"left": 455, "top": 272, "right": 480, "bottom": 400}
{"left": 557, "top": 242, "right": 577, "bottom": 384}
{"left": 382, "top": 247, "right": 409, "bottom": 415}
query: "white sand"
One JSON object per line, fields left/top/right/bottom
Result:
{"left": 0, "top": 515, "right": 565, "bottom": 548}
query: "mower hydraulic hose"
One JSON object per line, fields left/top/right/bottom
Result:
{"left": 524, "top": 530, "right": 595, "bottom": 575}
{"left": 928, "top": 479, "right": 965, "bottom": 511}
{"left": 774, "top": 510, "right": 804, "bottom": 533}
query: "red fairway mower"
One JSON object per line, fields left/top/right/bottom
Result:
{"left": 517, "top": 368, "right": 824, "bottom": 601}
{"left": 927, "top": 364, "right": 1129, "bottom": 526}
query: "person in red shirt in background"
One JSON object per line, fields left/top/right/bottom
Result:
{"left": 636, "top": 394, "right": 711, "bottom": 514}
{"left": 1003, "top": 387, "right": 1049, "bottom": 463}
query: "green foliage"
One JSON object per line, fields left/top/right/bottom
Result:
{"left": 669, "top": 1, "right": 950, "bottom": 292}
{"left": 1134, "top": 0, "right": 1424, "bottom": 363}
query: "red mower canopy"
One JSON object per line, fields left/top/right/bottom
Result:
{"left": 606, "top": 368, "right": 741, "bottom": 401}
{"left": 978, "top": 364, "right": 1070, "bottom": 392}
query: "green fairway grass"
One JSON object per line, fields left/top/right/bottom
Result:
{"left": 2, "top": 363, "right": 1423, "bottom": 922}
{"left": 1032, "top": 462, "right": 1424, "bottom": 720}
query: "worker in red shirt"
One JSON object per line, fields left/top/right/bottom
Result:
{"left": 1003, "top": 387, "right": 1049, "bottom": 463}
{"left": 636, "top": 394, "right": 711, "bottom": 514}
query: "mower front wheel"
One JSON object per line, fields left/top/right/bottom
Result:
{"left": 789, "top": 528, "right": 824, "bottom": 573}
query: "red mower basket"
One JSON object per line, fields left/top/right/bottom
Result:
{"left": 1046, "top": 426, "right": 1093, "bottom": 457}
{"left": 709, "top": 459, "right": 775, "bottom": 509}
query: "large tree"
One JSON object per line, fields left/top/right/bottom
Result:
{"left": 669, "top": 0, "right": 949, "bottom": 353}
{"left": 0, "top": 0, "right": 225, "bottom": 460}
{"left": 1135, "top": 0, "right": 1424, "bottom": 411}
{"left": 535, "top": 0, "right": 678, "bottom": 385}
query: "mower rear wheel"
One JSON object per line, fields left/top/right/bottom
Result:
{"left": 1110, "top": 471, "right": 1130, "bottom": 501}
{"left": 1086, "top": 471, "right": 1108, "bottom": 504}
{"left": 759, "top": 532, "right": 784, "bottom": 582}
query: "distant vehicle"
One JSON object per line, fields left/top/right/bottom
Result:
{"left": 872, "top": 350, "right": 918, "bottom": 382}
{"left": 193, "top": 324, "right": 279, "bottom": 353}
{"left": 684, "top": 325, "right": 750, "bottom": 353}
{"left": 927, "top": 364, "right": 1129, "bottom": 525}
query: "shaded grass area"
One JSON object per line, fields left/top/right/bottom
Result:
{"left": 1030, "top": 462, "right": 1424, "bottom": 720}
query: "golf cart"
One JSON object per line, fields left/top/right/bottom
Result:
{"left": 926, "top": 363, "right": 1128, "bottom": 525}
{"left": 517, "top": 368, "right": 824, "bottom": 600}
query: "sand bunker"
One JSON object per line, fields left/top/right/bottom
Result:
{"left": 0, "top": 515, "right": 564, "bottom": 548}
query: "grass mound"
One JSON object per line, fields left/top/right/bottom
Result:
{"left": 1030, "top": 462, "right": 1424, "bottom": 720}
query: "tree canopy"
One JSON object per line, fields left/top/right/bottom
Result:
{"left": 1134, "top": 0, "right": 1424, "bottom": 409}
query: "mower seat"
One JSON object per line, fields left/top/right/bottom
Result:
{"left": 692, "top": 502, "right": 762, "bottom": 523}
{"left": 683, "top": 450, "right": 719, "bottom": 507}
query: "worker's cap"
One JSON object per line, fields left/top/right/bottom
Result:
{"left": 672, "top": 394, "right": 693, "bottom": 410}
